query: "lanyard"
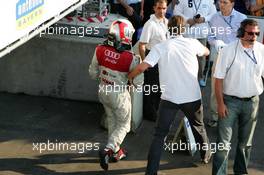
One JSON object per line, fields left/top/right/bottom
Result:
{"left": 221, "top": 15, "right": 233, "bottom": 29}
{"left": 244, "top": 50, "right": 257, "bottom": 64}
{"left": 193, "top": 0, "right": 202, "bottom": 14}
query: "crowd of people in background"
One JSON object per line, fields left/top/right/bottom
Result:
{"left": 91, "top": 0, "right": 264, "bottom": 175}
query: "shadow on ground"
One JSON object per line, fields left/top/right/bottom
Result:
{"left": 0, "top": 87, "right": 263, "bottom": 175}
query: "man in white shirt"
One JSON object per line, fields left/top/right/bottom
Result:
{"left": 129, "top": 15, "right": 211, "bottom": 175}
{"left": 139, "top": 0, "right": 168, "bottom": 121}
{"left": 207, "top": 0, "right": 246, "bottom": 127}
{"left": 213, "top": 19, "right": 264, "bottom": 175}
{"left": 173, "top": 0, "right": 216, "bottom": 86}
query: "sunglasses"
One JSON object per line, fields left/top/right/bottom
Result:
{"left": 245, "top": 31, "right": 260, "bottom": 36}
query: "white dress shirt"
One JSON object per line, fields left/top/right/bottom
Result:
{"left": 143, "top": 35, "right": 207, "bottom": 104}
{"left": 139, "top": 14, "right": 168, "bottom": 50}
{"left": 208, "top": 9, "right": 247, "bottom": 51}
{"left": 214, "top": 40, "right": 264, "bottom": 98}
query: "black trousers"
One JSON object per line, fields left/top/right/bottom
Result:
{"left": 143, "top": 64, "right": 161, "bottom": 121}
{"left": 143, "top": 49, "right": 161, "bottom": 121}
{"left": 146, "top": 99, "right": 210, "bottom": 174}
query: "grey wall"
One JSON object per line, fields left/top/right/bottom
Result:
{"left": 0, "top": 35, "right": 105, "bottom": 102}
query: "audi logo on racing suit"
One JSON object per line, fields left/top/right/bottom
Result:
{"left": 104, "top": 49, "right": 120, "bottom": 60}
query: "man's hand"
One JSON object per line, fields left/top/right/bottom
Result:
{"left": 215, "top": 78, "right": 228, "bottom": 119}
{"left": 187, "top": 18, "right": 196, "bottom": 26}
{"left": 128, "top": 77, "right": 133, "bottom": 85}
{"left": 117, "top": 0, "right": 134, "bottom": 16}
{"left": 128, "top": 62, "right": 151, "bottom": 82}
{"left": 217, "top": 103, "right": 228, "bottom": 119}
{"left": 194, "top": 17, "right": 205, "bottom": 24}
{"left": 126, "top": 6, "right": 134, "bottom": 16}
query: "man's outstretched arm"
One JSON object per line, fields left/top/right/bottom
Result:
{"left": 128, "top": 62, "right": 151, "bottom": 82}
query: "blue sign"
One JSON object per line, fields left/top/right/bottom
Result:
{"left": 16, "top": 0, "right": 44, "bottom": 20}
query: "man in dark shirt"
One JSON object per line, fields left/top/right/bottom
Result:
{"left": 234, "top": 0, "right": 250, "bottom": 14}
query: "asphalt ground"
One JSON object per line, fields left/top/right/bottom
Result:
{"left": 0, "top": 78, "right": 263, "bottom": 175}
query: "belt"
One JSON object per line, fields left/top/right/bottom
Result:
{"left": 227, "top": 95, "right": 255, "bottom": 101}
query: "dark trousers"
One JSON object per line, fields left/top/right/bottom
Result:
{"left": 143, "top": 64, "right": 161, "bottom": 121}
{"left": 146, "top": 99, "right": 210, "bottom": 174}
{"left": 212, "top": 95, "right": 259, "bottom": 175}
{"left": 115, "top": 3, "right": 142, "bottom": 45}
{"left": 143, "top": 49, "right": 160, "bottom": 121}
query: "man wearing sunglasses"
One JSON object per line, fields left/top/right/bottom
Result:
{"left": 212, "top": 19, "right": 264, "bottom": 175}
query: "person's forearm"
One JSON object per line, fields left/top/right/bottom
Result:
{"left": 128, "top": 62, "right": 150, "bottom": 80}
{"left": 128, "top": 67, "right": 142, "bottom": 80}
{"left": 250, "top": 4, "right": 264, "bottom": 13}
{"left": 117, "top": 0, "right": 130, "bottom": 9}
{"left": 139, "top": 42, "right": 146, "bottom": 60}
{"left": 141, "top": 0, "right": 144, "bottom": 11}
{"left": 215, "top": 78, "right": 225, "bottom": 106}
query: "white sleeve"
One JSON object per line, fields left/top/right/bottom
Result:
{"left": 194, "top": 39, "right": 207, "bottom": 57}
{"left": 262, "top": 65, "right": 264, "bottom": 78}
{"left": 214, "top": 40, "right": 227, "bottom": 51}
{"left": 89, "top": 48, "right": 99, "bottom": 80}
{"left": 143, "top": 46, "right": 160, "bottom": 67}
{"left": 214, "top": 49, "right": 229, "bottom": 79}
{"left": 139, "top": 22, "right": 152, "bottom": 43}
{"left": 260, "top": 45, "right": 264, "bottom": 77}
